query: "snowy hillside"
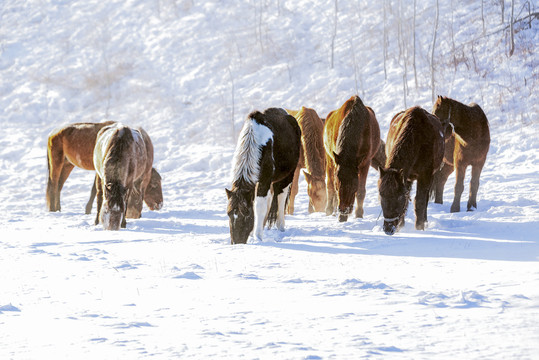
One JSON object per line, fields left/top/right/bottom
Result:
{"left": 1, "top": 0, "right": 538, "bottom": 358}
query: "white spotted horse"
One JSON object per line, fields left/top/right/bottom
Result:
{"left": 226, "top": 108, "right": 301, "bottom": 244}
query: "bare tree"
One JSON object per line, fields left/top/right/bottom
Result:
{"left": 481, "top": 0, "right": 486, "bottom": 35}
{"left": 331, "top": 0, "right": 338, "bottom": 69}
{"left": 413, "top": 0, "right": 418, "bottom": 89}
{"left": 509, "top": 0, "right": 515, "bottom": 56}
{"left": 431, "top": 0, "right": 440, "bottom": 102}
{"left": 501, "top": 0, "right": 505, "bottom": 24}
{"left": 383, "top": 0, "right": 388, "bottom": 80}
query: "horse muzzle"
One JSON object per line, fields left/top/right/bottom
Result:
{"left": 338, "top": 206, "right": 352, "bottom": 222}
{"left": 383, "top": 216, "right": 399, "bottom": 235}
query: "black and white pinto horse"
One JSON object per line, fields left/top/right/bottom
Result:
{"left": 226, "top": 108, "right": 301, "bottom": 244}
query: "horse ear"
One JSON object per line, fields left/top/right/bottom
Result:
{"left": 333, "top": 151, "right": 341, "bottom": 163}
{"left": 303, "top": 170, "right": 313, "bottom": 183}
{"left": 225, "top": 188, "right": 233, "bottom": 199}
{"left": 398, "top": 169, "right": 405, "bottom": 183}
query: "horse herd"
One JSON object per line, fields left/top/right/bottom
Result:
{"left": 226, "top": 95, "right": 490, "bottom": 244}
{"left": 45, "top": 95, "right": 490, "bottom": 242}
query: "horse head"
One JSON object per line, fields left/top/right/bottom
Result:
{"left": 333, "top": 152, "right": 359, "bottom": 222}
{"left": 226, "top": 188, "right": 254, "bottom": 244}
{"left": 101, "top": 181, "right": 127, "bottom": 231}
{"left": 144, "top": 168, "right": 163, "bottom": 210}
{"left": 378, "top": 167, "right": 409, "bottom": 235}
{"left": 303, "top": 170, "right": 327, "bottom": 213}
{"left": 433, "top": 96, "right": 455, "bottom": 140}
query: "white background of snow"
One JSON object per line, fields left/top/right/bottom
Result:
{"left": 0, "top": 0, "right": 538, "bottom": 358}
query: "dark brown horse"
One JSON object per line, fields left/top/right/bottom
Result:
{"left": 431, "top": 96, "right": 490, "bottom": 212}
{"left": 93, "top": 123, "right": 153, "bottom": 230}
{"left": 378, "top": 106, "right": 445, "bottom": 235}
{"left": 323, "top": 95, "right": 381, "bottom": 222}
{"left": 226, "top": 108, "right": 301, "bottom": 244}
{"left": 46, "top": 121, "right": 162, "bottom": 214}
{"left": 286, "top": 107, "right": 326, "bottom": 214}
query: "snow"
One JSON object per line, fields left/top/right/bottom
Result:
{"left": 1, "top": 0, "right": 538, "bottom": 358}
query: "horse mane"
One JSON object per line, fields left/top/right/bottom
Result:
{"left": 296, "top": 107, "right": 325, "bottom": 178}
{"left": 103, "top": 125, "right": 134, "bottom": 179}
{"left": 386, "top": 106, "right": 430, "bottom": 169}
{"left": 231, "top": 111, "right": 273, "bottom": 187}
{"left": 336, "top": 96, "right": 369, "bottom": 164}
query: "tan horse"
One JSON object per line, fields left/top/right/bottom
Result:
{"left": 286, "top": 107, "right": 326, "bottom": 214}
{"left": 46, "top": 121, "right": 162, "bottom": 214}
{"left": 323, "top": 95, "right": 381, "bottom": 222}
{"left": 431, "top": 96, "right": 490, "bottom": 212}
{"left": 93, "top": 123, "right": 153, "bottom": 230}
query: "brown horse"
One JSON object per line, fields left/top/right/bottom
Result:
{"left": 46, "top": 121, "right": 163, "bottom": 214}
{"left": 323, "top": 95, "right": 381, "bottom": 222}
{"left": 431, "top": 96, "right": 490, "bottom": 212}
{"left": 378, "top": 106, "right": 445, "bottom": 235}
{"left": 285, "top": 107, "right": 327, "bottom": 214}
{"left": 93, "top": 123, "right": 153, "bottom": 230}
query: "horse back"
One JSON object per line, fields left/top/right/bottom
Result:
{"left": 386, "top": 107, "right": 444, "bottom": 177}
{"left": 262, "top": 108, "right": 301, "bottom": 183}
{"left": 94, "top": 124, "right": 148, "bottom": 185}
{"left": 48, "top": 121, "right": 116, "bottom": 170}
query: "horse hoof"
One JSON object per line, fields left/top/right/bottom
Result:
{"left": 338, "top": 214, "right": 348, "bottom": 222}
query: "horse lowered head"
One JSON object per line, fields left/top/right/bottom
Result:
{"left": 303, "top": 170, "right": 327, "bottom": 213}
{"left": 333, "top": 152, "right": 359, "bottom": 222}
{"left": 145, "top": 168, "right": 163, "bottom": 210}
{"left": 126, "top": 168, "right": 163, "bottom": 218}
{"left": 226, "top": 188, "right": 255, "bottom": 244}
{"left": 101, "top": 181, "right": 128, "bottom": 231}
{"left": 378, "top": 168, "right": 409, "bottom": 235}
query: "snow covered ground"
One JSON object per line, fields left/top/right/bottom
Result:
{"left": 1, "top": 0, "right": 538, "bottom": 358}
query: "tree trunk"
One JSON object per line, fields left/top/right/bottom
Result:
{"left": 413, "top": 0, "right": 418, "bottom": 89}
{"left": 431, "top": 0, "right": 439, "bottom": 102}
{"left": 509, "top": 0, "right": 515, "bottom": 56}
{"left": 331, "top": 0, "right": 338, "bottom": 69}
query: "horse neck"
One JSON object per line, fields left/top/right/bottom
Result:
{"left": 386, "top": 120, "right": 420, "bottom": 172}
{"left": 336, "top": 103, "right": 367, "bottom": 160}
{"left": 300, "top": 114, "right": 325, "bottom": 178}
{"left": 231, "top": 119, "right": 270, "bottom": 188}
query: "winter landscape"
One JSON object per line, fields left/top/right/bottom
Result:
{"left": 1, "top": 0, "right": 538, "bottom": 358}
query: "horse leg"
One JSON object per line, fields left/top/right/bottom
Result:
{"left": 85, "top": 175, "right": 98, "bottom": 214}
{"left": 286, "top": 166, "right": 300, "bottom": 215}
{"left": 433, "top": 163, "right": 454, "bottom": 204}
{"left": 450, "top": 162, "right": 467, "bottom": 213}
{"left": 467, "top": 159, "right": 486, "bottom": 211}
{"left": 325, "top": 155, "right": 336, "bottom": 216}
{"left": 254, "top": 182, "right": 272, "bottom": 241}
{"left": 354, "top": 164, "right": 369, "bottom": 218}
{"left": 55, "top": 162, "right": 74, "bottom": 210}
{"left": 46, "top": 143, "right": 65, "bottom": 212}
{"left": 121, "top": 188, "right": 130, "bottom": 229}
{"left": 94, "top": 176, "right": 103, "bottom": 225}
{"left": 414, "top": 177, "right": 431, "bottom": 230}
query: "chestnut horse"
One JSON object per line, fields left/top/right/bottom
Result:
{"left": 226, "top": 108, "right": 301, "bottom": 244}
{"left": 378, "top": 107, "right": 445, "bottom": 235}
{"left": 93, "top": 123, "right": 153, "bottom": 230}
{"left": 323, "top": 95, "right": 380, "bottom": 222}
{"left": 286, "top": 107, "right": 326, "bottom": 214}
{"left": 431, "top": 96, "right": 490, "bottom": 212}
{"left": 46, "top": 121, "right": 163, "bottom": 214}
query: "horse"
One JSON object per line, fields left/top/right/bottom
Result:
{"left": 46, "top": 121, "right": 163, "bottom": 215}
{"left": 378, "top": 106, "right": 445, "bottom": 235}
{"left": 93, "top": 123, "right": 153, "bottom": 230}
{"left": 226, "top": 108, "right": 301, "bottom": 244}
{"left": 285, "top": 107, "right": 326, "bottom": 214}
{"left": 431, "top": 96, "right": 490, "bottom": 212}
{"left": 323, "top": 95, "right": 381, "bottom": 222}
